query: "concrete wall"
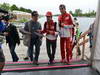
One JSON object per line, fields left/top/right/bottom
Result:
{"left": 93, "top": 60, "right": 100, "bottom": 72}
{"left": 92, "top": 0, "right": 100, "bottom": 73}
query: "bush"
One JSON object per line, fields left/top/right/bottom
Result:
{"left": 19, "top": 18, "right": 28, "bottom": 23}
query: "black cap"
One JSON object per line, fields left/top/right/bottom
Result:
{"left": 3, "top": 15, "right": 10, "bottom": 21}
{"left": 59, "top": 4, "right": 66, "bottom": 9}
{"left": 31, "top": 11, "right": 39, "bottom": 16}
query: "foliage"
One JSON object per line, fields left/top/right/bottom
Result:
{"left": 0, "top": 3, "right": 32, "bottom": 13}
{"left": 10, "top": 4, "right": 19, "bottom": 11}
{"left": 18, "top": 18, "right": 28, "bottom": 23}
{"left": 0, "top": 3, "right": 96, "bottom": 17}
{"left": 0, "top": 3, "right": 10, "bottom": 11}
{"left": 19, "top": 7, "right": 32, "bottom": 13}
{"left": 70, "top": 9, "right": 96, "bottom": 17}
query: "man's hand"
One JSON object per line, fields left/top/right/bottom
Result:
{"left": 3, "top": 32, "right": 8, "bottom": 36}
{"left": 36, "top": 30, "right": 42, "bottom": 33}
{"left": 48, "top": 31, "right": 54, "bottom": 35}
{"left": 61, "top": 23, "right": 64, "bottom": 27}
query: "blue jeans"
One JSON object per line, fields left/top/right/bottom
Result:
{"left": 29, "top": 38, "right": 42, "bottom": 61}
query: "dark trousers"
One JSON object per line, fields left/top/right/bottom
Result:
{"left": 0, "top": 48, "right": 5, "bottom": 62}
{"left": 8, "top": 43, "right": 19, "bottom": 62}
{"left": 46, "top": 39, "right": 57, "bottom": 62}
{"left": 0, "top": 48, "right": 5, "bottom": 72}
{"left": 29, "top": 38, "right": 41, "bottom": 61}
{"left": 89, "top": 36, "right": 93, "bottom": 48}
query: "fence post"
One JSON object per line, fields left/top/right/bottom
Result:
{"left": 82, "top": 35, "right": 86, "bottom": 60}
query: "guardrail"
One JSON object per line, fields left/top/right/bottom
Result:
{"left": 76, "top": 30, "right": 90, "bottom": 60}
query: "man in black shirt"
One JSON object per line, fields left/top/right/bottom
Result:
{"left": 3, "top": 15, "right": 20, "bottom": 62}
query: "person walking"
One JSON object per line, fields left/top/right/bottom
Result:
{"left": 3, "top": 15, "right": 20, "bottom": 62}
{"left": 24, "top": 11, "right": 42, "bottom": 65}
{"left": 73, "top": 17, "right": 82, "bottom": 56}
{"left": 58, "top": 4, "right": 74, "bottom": 64}
{"left": 42, "top": 11, "right": 57, "bottom": 64}
{"left": 88, "top": 21, "right": 94, "bottom": 48}
{"left": 0, "top": 15, "right": 5, "bottom": 73}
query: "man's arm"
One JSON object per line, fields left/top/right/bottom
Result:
{"left": 20, "top": 22, "right": 31, "bottom": 35}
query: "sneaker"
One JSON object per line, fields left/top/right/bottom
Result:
{"left": 90, "top": 45, "right": 92, "bottom": 48}
{"left": 13, "top": 58, "right": 19, "bottom": 62}
{"left": 24, "top": 57, "right": 29, "bottom": 60}
{"left": 33, "top": 60, "right": 39, "bottom": 65}
{"left": 60, "top": 59, "right": 66, "bottom": 63}
{"left": 65, "top": 62, "right": 70, "bottom": 65}
{"left": 48, "top": 61, "right": 54, "bottom": 65}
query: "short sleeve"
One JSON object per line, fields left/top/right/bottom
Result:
{"left": 24, "top": 22, "right": 29, "bottom": 32}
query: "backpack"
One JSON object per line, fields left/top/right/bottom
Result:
{"left": 19, "top": 22, "right": 31, "bottom": 47}
{"left": 23, "top": 33, "right": 31, "bottom": 46}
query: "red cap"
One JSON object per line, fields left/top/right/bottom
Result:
{"left": 46, "top": 11, "right": 52, "bottom": 16}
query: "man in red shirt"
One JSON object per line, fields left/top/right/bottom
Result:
{"left": 58, "top": 4, "right": 74, "bottom": 64}
{"left": 42, "top": 11, "right": 57, "bottom": 64}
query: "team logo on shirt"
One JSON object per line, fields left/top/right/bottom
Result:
{"left": 46, "top": 24, "right": 54, "bottom": 30}
{"left": 46, "top": 24, "right": 49, "bottom": 29}
{"left": 65, "top": 16, "right": 69, "bottom": 20}
{"left": 51, "top": 26, "right": 54, "bottom": 29}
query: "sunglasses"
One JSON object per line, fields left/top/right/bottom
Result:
{"left": 33, "top": 15, "right": 39, "bottom": 17}
{"left": 46, "top": 16, "right": 52, "bottom": 17}
{"left": 59, "top": 7, "right": 65, "bottom": 10}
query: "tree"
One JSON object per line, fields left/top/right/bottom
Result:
{"left": 0, "top": 3, "right": 10, "bottom": 11}
{"left": 90, "top": 10, "right": 96, "bottom": 16}
{"left": 0, "top": 4, "right": 1, "bottom": 7}
{"left": 19, "top": 7, "right": 26, "bottom": 12}
{"left": 10, "top": 4, "right": 19, "bottom": 11}
{"left": 69, "top": 11, "right": 73, "bottom": 15}
{"left": 25, "top": 9, "right": 32, "bottom": 13}
{"left": 74, "top": 9, "right": 82, "bottom": 16}
{"left": 0, "top": 3, "right": 33, "bottom": 13}
{"left": 19, "top": 7, "right": 32, "bottom": 13}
